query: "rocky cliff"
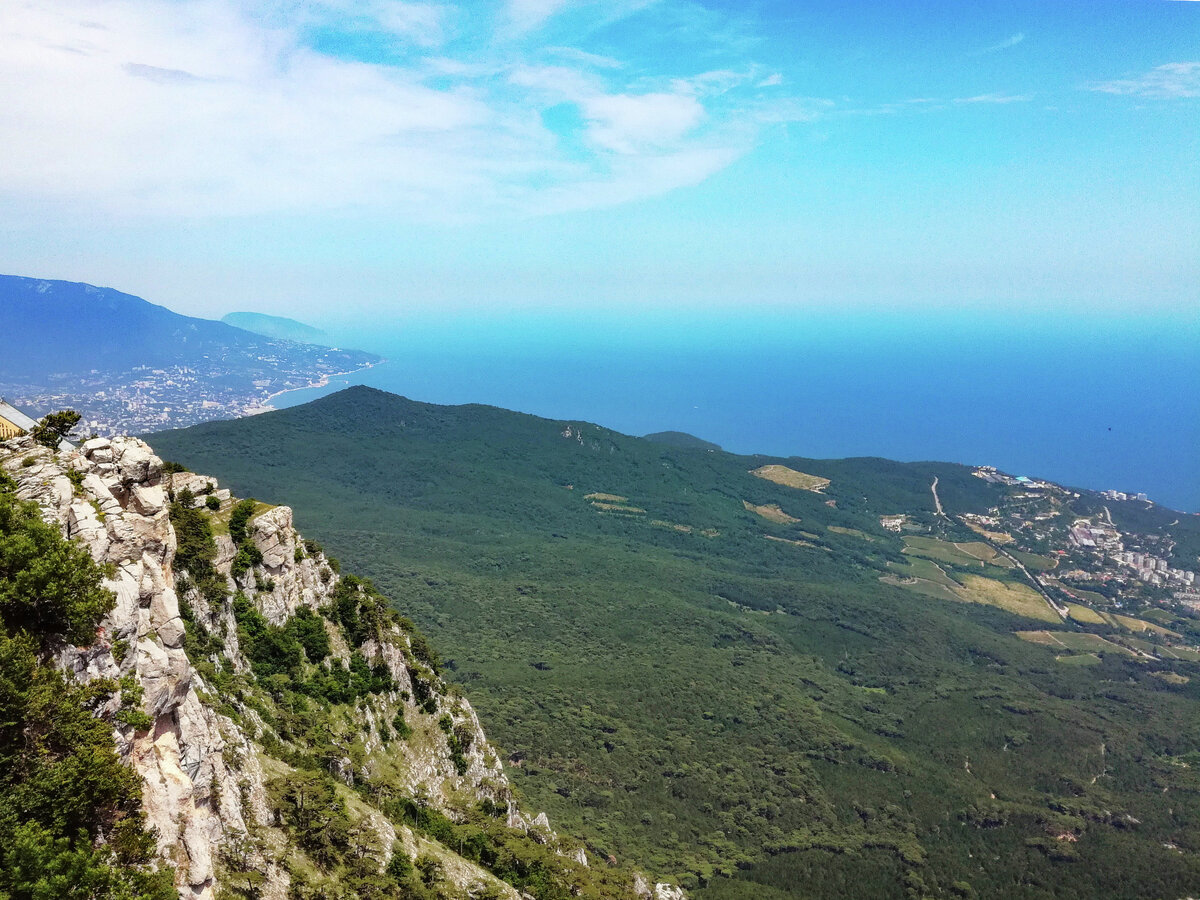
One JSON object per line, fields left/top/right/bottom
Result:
{"left": 0, "top": 434, "right": 679, "bottom": 900}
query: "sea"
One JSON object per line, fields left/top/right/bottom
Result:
{"left": 273, "top": 309, "right": 1200, "bottom": 513}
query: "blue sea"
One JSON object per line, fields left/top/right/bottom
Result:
{"left": 276, "top": 309, "right": 1200, "bottom": 513}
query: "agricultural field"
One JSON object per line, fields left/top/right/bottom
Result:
{"left": 954, "top": 541, "right": 1015, "bottom": 566}
{"left": 749, "top": 464, "right": 830, "bottom": 492}
{"left": 956, "top": 575, "right": 1059, "bottom": 623}
{"left": 886, "top": 558, "right": 960, "bottom": 590}
{"left": 902, "top": 536, "right": 1011, "bottom": 570}
{"left": 1110, "top": 613, "right": 1180, "bottom": 639}
{"left": 1066, "top": 604, "right": 1107, "bottom": 625}
{"left": 1162, "top": 645, "right": 1200, "bottom": 662}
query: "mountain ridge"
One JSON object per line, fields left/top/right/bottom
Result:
{"left": 146, "top": 384, "right": 1200, "bottom": 898}
{"left": 221, "top": 311, "right": 330, "bottom": 345}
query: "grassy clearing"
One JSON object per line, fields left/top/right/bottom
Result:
{"left": 828, "top": 526, "right": 874, "bottom": 542}
{"left": 887, "top": 558, "right": 959, "bottom": 590}
{"left": 1017, "top": 628, "right": 1128, "bottom": 657}
{"left": 902, "top": 536, "right": 992, "bottom": 569}
{"left": 953, "top": 542, "right": 1015, "bottom": 567}
{"left": 1111, "top": 613, "right": 1180, "bottom": 639}
{"left": 1151, "top": 671, "right": 1190, "bottom": 685}
{"left": 1163, "top": 645, "right": 1200, "bottom": 662}
{"left": 650, "top": 520, "right": 693, "bottom": 534}
{"left": 879, "top": 574, "right": 962, "bottom": 604}
{"left": 585, "top": 492, "right": 628, "bottom": 502}
{"left": 1053, "top": 632, "right": 1136, "bottom": 655}
{"left": 590, "top": 501, "right": 646, "bottom": 514}
{"left": 742, "top": 501, "right": 800, "bottom": 524}
{"left": 1066, "top": 604, "right": 1108, "bottom": 626}
{"left": 764, "top": 534, "right": 818, "bottom": 549}
{"left": 957, "top": 575, "right": 1059, "bottom": 623}
{"left": 1049, "top": 581, "right": 1110, "bottom": 606}
{"left": 963, "top": 520, "right": 1015, "bottom": 544}
{"left": 1057, "top": 653, "right": 1102, "bottom": 666}
{"left": 749, "top": 465, "right": 830, "bottom": 492}
{"left": 1139, "top": 608, "right": 1180, "bottom": 625}
{"left": 206, "top": 499, "right": 274, "bottom": 537}
{"left": 1016, "top": 631, "right": 1136, "bottom": 657}
{"left": 1016, "top": 630, "right": 1065, "bottom": 647}
{"left": 953, "top": 541, "right": 997, "bottom": 562}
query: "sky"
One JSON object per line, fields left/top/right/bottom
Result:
{"left": 1, "top": 0, "right": 1198, "bottom": 322}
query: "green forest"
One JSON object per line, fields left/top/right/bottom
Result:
{"left": 0, "top": 471, "right": 176, "bottom": 900}
{"left": 149, "top": 386, "right": 1200, "bottom": 899}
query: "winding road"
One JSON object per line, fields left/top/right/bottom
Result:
{"left": 931, "top": 474, "right": 1066, "bottom": 621}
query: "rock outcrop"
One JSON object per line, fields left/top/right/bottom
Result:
{"left": 0, "top": 433, "right": 680, "bottom": 900}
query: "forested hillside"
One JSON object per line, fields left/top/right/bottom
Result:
{"left": 149, "top": 386, "right": 1200, "bottom": 899}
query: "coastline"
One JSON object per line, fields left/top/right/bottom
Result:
{"left": 245, "top": 361, "right": 381, "bottom": 414}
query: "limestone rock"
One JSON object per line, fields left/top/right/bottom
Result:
{"left": 0, "top": 434, "right": 683, "bottom": 900}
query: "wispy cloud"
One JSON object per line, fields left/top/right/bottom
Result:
{"left": 953, "top": 92, "right": 1033, "bottom": 104}
{"left": 1087, "top": 61, "right": 1200, "bottom": 99}
{"left": 974, "top": 32, "right": 1025, "bottom": 55}
{"left": 546, "top": 46, "right": 624, "bottom": 69}
{"left": 504, "top": 0, "right": 570, "bottom": 36}
{"left": 0, "top": 0, "right": 821, "bottom": 222}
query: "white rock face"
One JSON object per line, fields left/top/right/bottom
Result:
{"left": 0, "top": 434, "right": 682, "bottom": 900}
{"left": 3, "top": 436, "right": 238, "bottom": 900}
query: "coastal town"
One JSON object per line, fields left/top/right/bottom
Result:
{"left": 966, "top": 465, "right": 1200, "bottom": 614}
{"left": 0, "top": 352, "right": 377, "bottom": 436}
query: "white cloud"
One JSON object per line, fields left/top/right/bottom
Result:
{"left": 546, "top": 46, "right": 624, "bottom": 69}
{"left": 1087, "top": 61, "right": 1200, "bottom": 99}
{"left": 581, "top": 92, "right": 705, "bottom": 153}
{"left": 505, "top": 0, "right": 570, "bottom": 36}
{"left": 757, "top": 72, "right": 783, "bottom": 87}
{"left": 975, "top": 32, "right": 1025, "bottom": 55}
{"left": 305, "top": 1, "right": 452, "bottom": 48}
{"left": 0, "top": 0, "right": 825, "bottom": 222}
{"left": 953, "top": 92, "right": 1032, "bottom": 104}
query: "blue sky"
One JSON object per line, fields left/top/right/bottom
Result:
{"left": 1, "top": 0, "right": 1196, "bottom": 321}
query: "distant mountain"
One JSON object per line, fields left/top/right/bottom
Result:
{"left": 2, "top": 274, "right": 260, "bottom": 376}
{"left": 221, "top": 311, "right": 329, "bottom": 344}
{"left": 643, "top": 429, "right": 722, "bottom": 451}
{"left": 149, "top": 385, "right": 1200, "bottom": 900}
{"left": 0, "top": 274, "right": 379, "bottom": 435}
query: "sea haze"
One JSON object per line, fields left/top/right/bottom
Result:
{"left": 275, "top": 309, "right": 1200, "bottom": 513}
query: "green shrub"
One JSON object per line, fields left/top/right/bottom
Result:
{"left": 228, "top": 498, "right": 257, "bottom": 547}
{"left": 0, "top": 477, "right": 174, "bottom": 896}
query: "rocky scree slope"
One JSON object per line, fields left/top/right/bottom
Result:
{"left": 0, "top": 434, "right": 678, "bottom": 900}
